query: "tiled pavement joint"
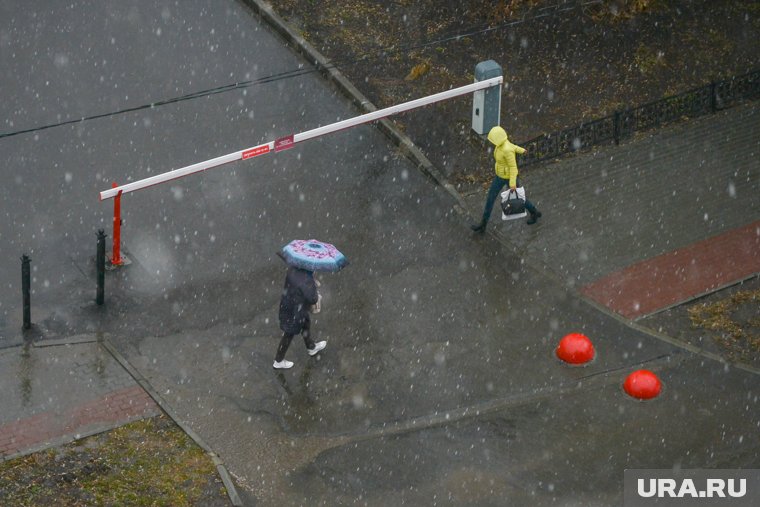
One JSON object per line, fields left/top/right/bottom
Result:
{"left": 100, "top": 338, "right": 244, "bottom": 507}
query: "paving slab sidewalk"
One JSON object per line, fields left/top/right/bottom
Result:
{"left": 464, "top": 101, "right": 760, "bottom": 320}
{"left": 0, "top": 336, "right": 159, "bottom": 461}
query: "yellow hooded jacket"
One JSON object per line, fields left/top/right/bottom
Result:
{"left": 487, "top": 126, "right": 525, "bottom": 187}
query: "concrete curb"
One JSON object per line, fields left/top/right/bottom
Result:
{"left": 238, "top": 0, "right": 473, "bottom": 218}
{"left": 100, "top": 337, "right": 244, "bottom": 507}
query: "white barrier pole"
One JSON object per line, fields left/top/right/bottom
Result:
{"left": 99, "top": 76, "right": 502, "bottom": 200}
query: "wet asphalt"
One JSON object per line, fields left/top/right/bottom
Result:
{"left": 1, "top": 1, "right": 758, "bottom": 505}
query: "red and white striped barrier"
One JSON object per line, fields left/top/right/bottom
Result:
{"left": 99, "top": 75, "right": 503, "bottom": 201}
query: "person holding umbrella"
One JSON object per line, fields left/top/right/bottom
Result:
{"left": 274, "top": 265, "right": 325, "bottom": 369}
{"left": 274, "top": 239, "right": 348, "bottom": 369}
{"left": 470, "top": 125, "right": 542, "bottom": 233}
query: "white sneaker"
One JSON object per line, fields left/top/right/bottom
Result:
{"left": 308, "top": 341, "right": 327, "bottom": 356}
{"left": 273, "top": 359, "right": 294, "bottom": 369}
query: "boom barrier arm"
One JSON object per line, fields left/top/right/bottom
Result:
{"left": 99, "top": 75, "right": 502, "bottom": 200}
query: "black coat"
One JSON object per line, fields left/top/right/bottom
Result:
{"left": 278, "top": 267, "right": 319, "bottom": 334}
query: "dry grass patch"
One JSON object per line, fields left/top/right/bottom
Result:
{"left": 688, "top": 289, "right": 760, "bottom": 364}
{"left": 0, "top": 415, "right": 229, "bottom": 507}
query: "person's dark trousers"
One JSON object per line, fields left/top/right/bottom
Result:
{"left": 275, "top": 322, "right": 316, "bottom": 362}
{"left": 472, "top": 176, "right": 538, "bottom": 230}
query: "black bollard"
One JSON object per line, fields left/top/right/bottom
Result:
{"left": 21, "top": 254, "right": 31, "bottom": 330}
{"left": 709, "top": 81, "right": 718, "bottom": 113}
{"left": 96, "top": 229, "right": 106, "bottom": 305}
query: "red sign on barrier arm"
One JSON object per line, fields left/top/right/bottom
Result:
{"left": 274, "top": 134, "right": 295, "bottom": 152}
{"left": 242, "top": 145, "right": 270, "bottom": 160}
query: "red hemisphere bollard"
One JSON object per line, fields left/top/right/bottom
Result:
{"left": 555, "top": 333, "right": 595, "bottom": 365}
{"left": 623, "top": 369, "right": 662, "bottom": 400}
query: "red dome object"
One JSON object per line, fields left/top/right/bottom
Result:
{"left": 555, "top": 333, "right": 595, "bottom": 364}
{"left": 623, "top": 370, "right": 662, "bottom": 400}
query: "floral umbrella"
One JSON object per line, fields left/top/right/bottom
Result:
{"left": 280, "top": 239, "right": 348, "bottom": 272}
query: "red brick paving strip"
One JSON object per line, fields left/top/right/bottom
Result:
{"left": 580, "top": 221, "right": 760, "bottom": 320}
{"left": 0, "top": 385, "right": 159, "bottom": 458}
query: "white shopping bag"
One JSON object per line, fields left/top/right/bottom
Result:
{"left": 500, "top": 187, "right": 528, "bottom": 220}
{"left": 310, "top": 293, "right": 322, "bottom": 314}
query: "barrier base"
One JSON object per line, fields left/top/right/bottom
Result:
{"left": 106, "top": 255, "right": 131, "bottom": 270}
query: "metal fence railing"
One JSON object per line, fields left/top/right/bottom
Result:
{"left": 520, "top": 69, "right": 760, "bottom": 166}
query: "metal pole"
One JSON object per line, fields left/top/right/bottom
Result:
{"left": 21, "top": 254, "right": 31, "bottom": 330}
{"left": 96, "top": 229, "right": 106, "bottom": 305}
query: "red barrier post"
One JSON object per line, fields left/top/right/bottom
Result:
{"left": 111, "top": 182, "right": 123, "bottom": 266}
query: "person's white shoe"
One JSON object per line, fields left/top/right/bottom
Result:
{"left": 308, "top": 341, "right": 327, "bottom": 356}
{"left": 273, "top": 359, "right": 294, "bottom": 369}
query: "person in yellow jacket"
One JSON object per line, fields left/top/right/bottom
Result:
{"left": 471, "top": 126, "right": 541, "bottom": 232}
